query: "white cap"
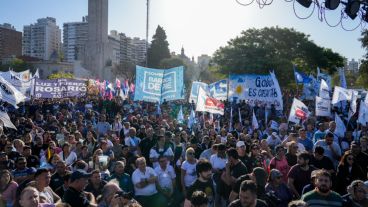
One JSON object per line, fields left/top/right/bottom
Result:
{"left": 236, "top": 141, "right": 245, "bottom": 148}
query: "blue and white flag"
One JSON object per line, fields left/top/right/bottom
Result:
{"left": 187, "top": 108, "right": 196, "bottom": 129}
{"left": 177, "top": 105, "right": 184, "bottom": 123}
{"left": 134, "top": 66, "right": 184, "bottom": 103}
{"left": 209, "top": 79, "right": 228, "bottom": 101}
{"left": 319, "top": 79, "right": 330, "bottom": 100}
{"left": 294, "top": 67, "right": 312, "bottom": 84}
{"left": 156, "top": 103, "right": 161, "bottom": 116}
{"left": 339, "top": 68, "right": 347, "bottom": 88}
{"left": 238, "top": 108, "right": 242, "bottom": 126}
{"left": 317, "top": 67, "right": 332, "bottom": 88}
{"left": 189, "top": 82, "right": 209, "bottom": 104}
{"left": 252, "top": 109, "right": 259, "bottom": 129}
{"left": 335, "top": 113, "right": 346, "bottom": 138}
{"left": 229, "top": 107, "right": 233, "bottom": 131}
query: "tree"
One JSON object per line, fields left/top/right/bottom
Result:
{"left": 358, "top": 30, "right": 368, "bottom": 88}
{"left": 213, "top": 27, "right": 344, "bottom": 86}
{"left": 147, "top": 25, "right": 171, "bottom": 68}
{"left": 48, "top": 72, "right": 74, "bottom": 79}
{"left": 0, "top": 58, "right": 35, "bottom": 72}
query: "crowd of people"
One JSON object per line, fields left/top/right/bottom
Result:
{"left": 0, "top": 93, "right": 368, "bottom": 207}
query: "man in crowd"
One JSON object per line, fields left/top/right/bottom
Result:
{"left": 228, "top": 180, "right": 268, "bottom": 207}
{"left": 63, "top": 170, "right": 97, "bottom": 207}
{"left": 302, "top": 169, "right": 343, "bottom": 207}
{"left": 184, "top": 159, "right": 214, "bottom": 207}
{"left": 314, "top": 132, "right": 341, "bottom": 167}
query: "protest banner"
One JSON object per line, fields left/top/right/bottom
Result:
{"left": 228, "top": 71, "right": 283, "bottom": 110}
{"left": 0, "top": 76, "right": 26, "bottom": 108}
{"left": 209, "top": 79, "right": 228, "bottom": 101}
{"left": 288, "top": 98, "right": 310, "bottom": 124}
{"left": 33, "top": 79, "right": 87, "bottom": 99}
{"left": 315, "top": 96, "right": 331, "bottom": 117}
{"left": 134, "top": 66, "right": 184, "bottom": 103}
{"left": 189, "top": 82, "right": 209, "bottom": 104}
{"left": 196, "top": 87, "right": 224, "bottom": 115}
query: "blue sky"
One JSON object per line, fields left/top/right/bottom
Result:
{"left": 0, "top": 0, "right": 365, "bottom": 61}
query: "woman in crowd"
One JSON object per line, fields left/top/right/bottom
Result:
{"left": 0, "top": 170, "right": 18, "bottom": 206}
{"left": 58, "top": 143, "right": 77, "bottom": 166}
{"left": 336, "top": 151, "right": 366, "bottom": 195}
{"left": 181, "top": 147, "right": 198, "bottom": 195}
{"left": 84, "top": 131, "right": 98, "bottom": 153}
{"left": 343, "top": 180, "right": 368, "bottom": 207}
{"left": 90, "top": 148, "right": 110, "bottom": 180}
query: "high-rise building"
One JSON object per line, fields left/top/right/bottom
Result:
{"left": 109, "top": 30, "right": 121, "bottom": 66}
{"left": 348, "top": 58, "right": 359, "bottom": 73}
{"left": 119, "top": 33, "right": 147, "bottom": 65}
{"left": 22, "top": 17, "right": 61, "bottom": 60}
{"left": 197, "top": 54, "right": 211, "bottom": 70}
{"left": 0, "top": 23, "right": 22, "bottom": 60}
{"left": 63, "top": 17, "right": 88, "bottom": 63}
{"left": 84, "top": 0, "right": 112, "bottom": 79}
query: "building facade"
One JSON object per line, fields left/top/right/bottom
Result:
{"left": 22, "top": 17, "right": 61, "bottom": 60}
{"left": 63, "top": 17, "right": 88, "bottom": 63}
{"left": 120, "top": 33, "right": 147, "bottom": 65}
{"left": 348, "top": 58, "right": 359, "bottom": 73}
{"left": 0, "top": 23, "right": 22, "bottom": 60}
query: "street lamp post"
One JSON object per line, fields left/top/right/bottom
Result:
{"left": 146, "top": 0, "right": 150, "bottom": 67}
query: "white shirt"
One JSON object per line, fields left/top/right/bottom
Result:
{"left": 154, "top": 165, "right": 176, "bottom": 192}
{"left": 149, "top": 147, "right": 174, "bottom": 169}
{"left": 266, "top": 136, "right": 282, "bottom": 147}
{"left": 58, "top": 151, "right": 77, "bottom": 166}
{"left": 210, "top": 154, "right": 227, "bottom": 170}
{"left": 181, "top": 160, "right": 197, "bottom": 187}
{"left": 132, "top": 167, "right": 158, "bottom": 196}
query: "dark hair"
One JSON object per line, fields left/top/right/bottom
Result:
{"left": 196, "top": 159, "right": 212, "bottom": 175}
{"left": 240, "top": 180, "right": 257, "bottom": 194}
{"left": 226, "top": 148, "right": 239, "bottom": 159}
{"left": 298, "top": 152, "right": 310, "bottom": 161}
{"left": 34, "top": 168, "right": 49, "bottom": 178}
{"left": 339, "top": 151, "right": 354, "bottom": 166}
{"left": 325, "top": 132, "right": 334, "bottom": 139}
{"left": 91, "top": 169, "right": 100, "bottom": 175}
{"left": 190, "top": 191, "right": 208, "bottom": 207}
{"left": 63, "top": 173, "right": 71, "bottom": 182}
{"left": 314, "top": 146, "right": 324, "bottom": 155}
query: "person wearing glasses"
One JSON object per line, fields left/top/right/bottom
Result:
{"left": 336, "top": 151, "right": 365, "bottom": 195}
{"left": 181, "top": 147, "right": 198, "bottom": 196}
{"left": 12, "top": 156, "right": 36, "bottom": 184}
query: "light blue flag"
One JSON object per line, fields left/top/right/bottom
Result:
{"left": 339, "top": 68, "right": 347, "bottom": 88}
{"left": 156, "top": 103, "right": 161, "bottom": 116}
{"left": 177, "top": 105, "right": 184, "bottom": 123}
{"left": 188, "top": 108, "right": 196, "bottom": 129}
{"left": 229, "top": 107, "right": 233, "bottom": 132}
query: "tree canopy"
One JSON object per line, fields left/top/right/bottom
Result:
{"left": 147, "top": 25, "right": 171, "bottom": 68}
{"left": 212, "top": 27, "right": 344, "bottom": 86}
{"left": 48, "top": 72, "right": 74, "bottom": 79}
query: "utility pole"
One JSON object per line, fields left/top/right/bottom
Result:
{"left": 146, "top": 0, "right": 150, "bottom": 67}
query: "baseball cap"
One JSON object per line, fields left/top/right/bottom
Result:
{"left": 70, "top": 170, "right": 91, "bottom": 182}
{"left": 269, "top": 169, "right": 283, "bottom": 180}
{"left": 236, "top": 141, "right": 245, "bottom": 148}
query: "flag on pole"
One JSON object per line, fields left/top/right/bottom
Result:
{"left": 335, "top": 113, "right": 346, "bottom": 138}
{"left": 358, "top": 96, "right": 368, "bottom": 126}
{"left": 0, "top": 106, "right": 16, "bottom": 129}
{"left": 177, "top": 105, "right": 184, "bottom": 123}
{"left": 294, "top": 67, "right": 312, "bottom": 84}
{"left": 288, "top": 98, "right": 310, "bottom": 124}
{"left": 0, "top": 76, "right": 26, "bottom": 108}
{"left": 238, "top": 108, "right": 242, "bottom": 126}
{"left": 252, "top": 109, "right": 259, "bottom": 129}
{"left": 265, "top": 108, "right": 269, "bottom": 127}
{"left": 156, "top": 103, "right": 161, "bottom": 116}
{"left": 188, "top": 108, "right": 196, "bottom": 129}
{"left": 319, "top": 79, "right": 330, "bottom": 99}
{"left": 339, "top": 68, "right": 347, "bottom": 88}
{"left": 229, "top": 107, "right": 233, "bottom": 131}
{"left": 348, "top": 92, "right": 358, "bottom": 120}
{"left": 196, "top": 87, "right": 224, "bottom": 115}
{"left": 116, "top": 78, "right": 121, "bottom": 89}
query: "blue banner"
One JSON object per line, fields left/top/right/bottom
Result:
{"left": 209, "top": 79, "right": 228, "bottom": 101}
{"left": 189, "top": 82, "right": 208, "bottom": 104}
{"left": 134, "top": 66, "right": 184, "bottom": 103}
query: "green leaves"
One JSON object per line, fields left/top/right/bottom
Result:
{"left": 213, "top": 27, "right": 344, "bottom": 86}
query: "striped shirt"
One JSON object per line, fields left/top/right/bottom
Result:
{"left": 302, "top": 190, "right": 343, "bottom": 207}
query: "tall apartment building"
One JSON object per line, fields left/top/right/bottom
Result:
{"left": 63, "top": 17, "right": 88, "bottom": 62}
{"left": 348, "top": 58, "right": 359, "bottom": 73}
{"left": 0, "top": 23, "right": 22, "bottom": 60}
{"left": 23, "top": 17, "right": 61, "bottom": 60}
{"left": 108, "top": 30, "right": 121, "bottom": 66}
{"left": 120, "top": 33, "right": 147, "bottom": 65}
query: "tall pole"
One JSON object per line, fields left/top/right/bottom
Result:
{"left": 146, "top": 0, "right": 150, "bottom": 67}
